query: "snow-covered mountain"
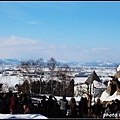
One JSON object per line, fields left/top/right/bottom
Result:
{"left": 0, "top": 59, "right": 22, "bottom": 65}
{"left": 57, "top": 61, "right": 82, "bottom": 67}
{"left": 0, "top": 59, "right": 118, "bottom": 67}
{"left": 57, "top": 60, "right": 118, "bottom": 67}
{"left": 81, "top": 60, "right": 118, "bottom": 67}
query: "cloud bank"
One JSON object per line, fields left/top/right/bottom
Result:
{"left": 0, "top": 36, "right": 115, "bottom": 62}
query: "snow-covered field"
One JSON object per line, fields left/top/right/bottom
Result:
{"left": 0, "top": 66, "right": 119, "bottom": 118}
{"left": 0, "top": 66, "right": 116, "bottom": 88}
{"left": 0, "top": 65, "right": 118, "bottom": 101}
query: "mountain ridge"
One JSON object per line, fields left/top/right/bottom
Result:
{"left": 0, "top": 58, "right": 119, "bottom": 67}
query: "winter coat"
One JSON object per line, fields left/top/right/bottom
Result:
{"left": 10, "top": 96, "right": 18, "bottom": 114}
{"left": 94, "top": 102, "right": 103, "bottom": 116}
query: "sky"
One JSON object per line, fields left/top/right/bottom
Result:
{"left": 0, "top": 1, "right": 120, "bottom": 63}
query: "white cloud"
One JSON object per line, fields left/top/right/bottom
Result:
{"left": 26, "top": 21, "right": 39, "bottom": 24}
{"left": 91, "top": 48, "right": 109, "bottom": 52}
{"left": 0, "top": 36, "right": 45, "bottom": 59}
{"left": 0, "top": 36, "right": 117, "bottom": 62}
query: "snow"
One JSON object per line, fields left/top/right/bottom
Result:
{"left": 0, "top": 65, "right": 119, "bottom": 102}
{"left": 117, "top": 65, "right": 120, "bottom": 71}
{"left": 100, "top": 65, "right": 120, "bottom": 102}
{"left": 74, "top": 77, "right": 87, "bottom": 84}
{"left": 100, "top": 90, "right": 120, "bottom": 102}
{"left": 93, "top": 80, "right": 107, "bottom": 88}
{"left": 0, "top": 114, "right": 48, "bottom": 119}
{"left": 74, "top": 76, "right": 111, "bottom": 86}
{"left": 55, "top": 96, "right": 81, "bottom": 104}
{"left": 100, "top": 91, "right": 110, "bottom": 102}
{"left": 0, "top": 74, "right": 23, "bottom": 87}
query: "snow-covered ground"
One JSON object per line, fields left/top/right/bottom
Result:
{"left": 0, "top": 114, "right": 48, "bottom": 119}
{"left": 0, "top": 74, "right": 113, "bottom": 90}
{"left": 0, "top": 65, "right": 118, "bottom": 102}
{"left": 0, "top": 74, "right": 23, "bottom": 86}
{"left": 0, "top": 66, "right": 119, "bottom": 119}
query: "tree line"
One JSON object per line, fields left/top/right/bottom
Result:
{"left": 15, "top": 57, "right": 74, "bottom": 97}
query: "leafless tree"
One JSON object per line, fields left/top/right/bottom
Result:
{"left": 47, "top": 57, "right": 57, "bottom": 94}
{"left": 58, "top": 64, "right": 73, "bottom": 95}
{"left": 17, "top": 59, "right": 36, "bottom": 93}
{"left": 35, "top": 58, "right": 45, "bottom": 94}
{"left": 16, "top": 57, "right": 74, "bottom": 96}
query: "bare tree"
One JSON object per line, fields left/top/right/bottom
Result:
{"left": 16, "top": 57, "right": 74, "bottom": 96}
{"left": 58, "top": 64, "right": 72, "bottom": 95}
{"left": 17, "top": 59, "right": 36, "bottom": 93}
{"left": 35, "top": 58, "right": 45, "bottom": 94}
{"left": 47, "top": 57, "right": 57, "bottom": 94}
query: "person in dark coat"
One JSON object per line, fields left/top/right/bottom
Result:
{"left": 3, "top": 91, "right": 13, "bottom": 114}
{"left": 93, "top": 98, "right": 103, "bottom": 118}
{"left": 41, "top": 96, "right": 48, "bottom": 116}
{"left": 46, "top": 95, "right": 56, "bottom": 117}
{"left": 79, "top": 97, "right": 88, "bottom": 118}
{"left": 22, "top": 93, "right": 28, "bottom": 106}
{"left": 0, "top": 95, "right": 4, "bottom": 113}
{"left": 50, "top": 102, "right": 62, "bottom": 118}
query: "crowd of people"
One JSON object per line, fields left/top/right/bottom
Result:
{"left": 0, "top": 90, "right": 120, "bottom": 118}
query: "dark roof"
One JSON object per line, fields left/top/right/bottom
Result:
{"left": 85, "top": 71, "right": 101, "bottom": 85}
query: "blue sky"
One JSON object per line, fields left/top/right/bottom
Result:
{"left": 0, "top": 1, "right": 120, "bottom": 63}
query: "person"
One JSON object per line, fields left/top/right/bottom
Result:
{"left": 115, "top": 99, "right": 120, "bottom": 118}
{"left": 36, "top": 101, "right": 43, "bottom": 114}
{"left": 3, "top": 90, "right": 13, "bottom": 114}
{"left": 41, "top": 96, "right": 48, "bottom": 116}
{"left": 59, "top": 95, "right": 68, "bottom": 118}
{"left": 93, "top": 98, "right": 103, "bottom": 118}
{"left": 69, "top": 97, "right": 77, "bottom": 118}
{"left": 23, "top": 104, "right": 30, "bottom": 114}
{"left": 79, "top": 97, "right": 88, "bottom": 118}
{"left": 0, "top": 95, "right": 4, "bottom": 113}
{"left": 50, "top": 102, "right": 62, "bottom": 118}
{"left": 46, "top": 95, "right": 56, "bottom": 117}
{"left": 103, "top": 102, "right": 111, "bottom": 118}
{"left": 10, "top": 93, "right": 19, "bottom": 114}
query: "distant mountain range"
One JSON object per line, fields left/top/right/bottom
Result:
{"left": 0, "top": 59, "right": 119, "bottom": 67}
{"left": 58, "top": 60, "right": 118, "bottom": 67}
{"left": 81, "top": 60, "right": 119, "bottom": 67}
{"left": 0, "top": 59, "right": 21, "bottom": 65}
